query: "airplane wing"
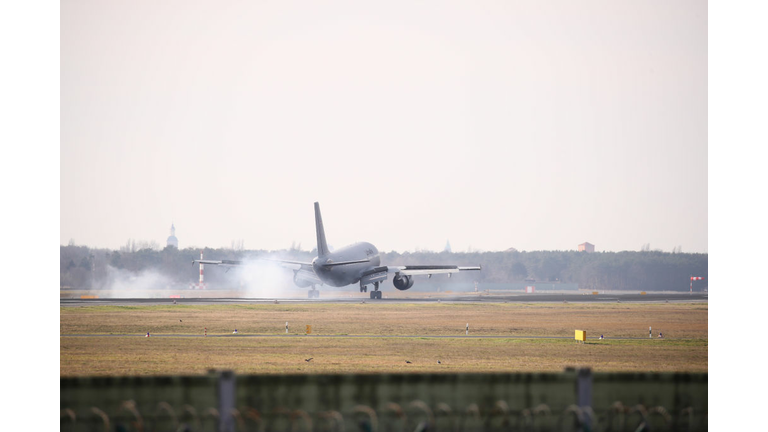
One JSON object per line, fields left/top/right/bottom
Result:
{"left": 359, "top": 264, "right": 481, "bottom": 288}
{"left": 193, "top": 258, "right": 322, "bottom": 285}
{"left": 386, "top": 265, "right": 482, "bottom": 277}
{"left": 194, "top": 259, "right": 244, "bottom": 267}
{"left": 193, "top": 258, "right": 311, "bottom": 271}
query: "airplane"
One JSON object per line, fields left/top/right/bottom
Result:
{"left": 194, "top": 202, "right": 481, "bottom": 299}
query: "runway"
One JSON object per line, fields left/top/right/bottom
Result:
{"left": 60, "top": 333, "right": 654, "bottom": 340}
{"left": 60, "top": 292, "right": 707, "bottom": 306}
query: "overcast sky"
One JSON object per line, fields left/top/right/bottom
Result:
{"left": 61, "top": 0, "right": 707, "bottom": 253}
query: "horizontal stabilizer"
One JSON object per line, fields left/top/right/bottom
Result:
{"left": 321, "top": 258, "right": 371, "bottom": 267}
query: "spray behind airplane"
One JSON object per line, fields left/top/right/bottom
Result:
{"left": 195, "top": 202, "right": 481, "bottom": 299}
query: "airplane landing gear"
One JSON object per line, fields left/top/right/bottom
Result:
{"left": 369, "top": 282, "right": 382, "bottom": 299}
{"left": 360, "top": 285, "right": 367, "bottom": 293}
{"left": 308, "top": 287, "right": 319, "bottom": 299}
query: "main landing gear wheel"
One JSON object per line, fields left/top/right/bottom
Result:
{"left": 370, "top": 282, "right": 382, "bottom": 299}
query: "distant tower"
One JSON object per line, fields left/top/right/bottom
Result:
{"left": 444, "top": 240, "right": 452, "bottom": 253}
{"left": 167, "top": 224, "right": 178, "bottom": 248}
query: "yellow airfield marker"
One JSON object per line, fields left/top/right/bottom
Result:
{"left": 575, "top": 330, "right": 586, "bottom": 343}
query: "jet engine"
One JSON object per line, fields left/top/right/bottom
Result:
{"left": 293, "top": 271, "right": 313, "bottom": 288}
{"left": 392, "top": 274, "right": 414, "bottom": 290}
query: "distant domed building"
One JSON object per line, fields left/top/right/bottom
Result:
{"left": 167, "top": 224, "right": 178, "bottom": 248}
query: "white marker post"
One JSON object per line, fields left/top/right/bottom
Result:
{"left": 649, "top": 326, "right": 652, "bottom": 339}
{"left": 466, "top": 323, "right": 469, "bottom": 336}
{"left": 286, "top": 322, "right": 288, "bottom": 334}
{"left": 199, "top": 251, "right": 205, "bottom": 289}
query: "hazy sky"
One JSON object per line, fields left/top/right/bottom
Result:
{"left": 61, "top": 0, "right": 707, "bottom": 253}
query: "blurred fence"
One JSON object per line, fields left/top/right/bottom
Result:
{"left": 61, "top": 370, "right": 706, "bottom": 431}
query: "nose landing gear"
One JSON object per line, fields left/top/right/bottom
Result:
{"left": 308, "top": 286, "right": 319, "bottom": 299}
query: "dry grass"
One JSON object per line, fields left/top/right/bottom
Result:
{"left": 60, "top": 302, "right": 707, "bottom": 338}
{"left": 60, "top": 303, "right": 707, "bottom": 376}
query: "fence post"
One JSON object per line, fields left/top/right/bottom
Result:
{"left": 577, "top": 368, "right": 593, "bottom": 429}
{"left": 218, "top": 371, "right": 236, "bottom": 432}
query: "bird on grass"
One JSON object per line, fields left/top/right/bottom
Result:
{"left": 405, "top": 361, "right": 412, "bottom": 364}
{"left": 179, "top": 320, "right": 182, "bottom": 322}
{"left": 437, "top": 360, "right": 442, "bottom": 365}
{"left": 305, "top": 358, "right": 313, "bottom": 362}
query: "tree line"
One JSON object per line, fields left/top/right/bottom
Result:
{"left": 60, "top": 245, "right": 708, "bottom": 292}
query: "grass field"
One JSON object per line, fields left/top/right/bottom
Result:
{"left": 60, "top": 302, "right": 707, "bottom": 376}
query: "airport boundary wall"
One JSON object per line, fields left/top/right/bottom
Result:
{"left": 61, "top": 370, "right": 707, "bottom": 431}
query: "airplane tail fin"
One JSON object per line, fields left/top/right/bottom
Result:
{"left": 314, "top": 202, "right": 330, "bottom": 257}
